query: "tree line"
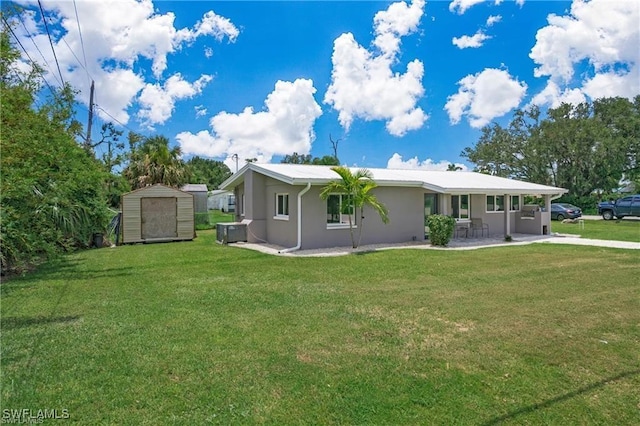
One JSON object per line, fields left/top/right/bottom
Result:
{"left": 0, "top": 20, "right": 338, "bottom": 273}
{"left": 0, "top": 23, "right": 234, "bottom": 273}
{"left": 462, "top": 97, "right": 640, "bottom": 208}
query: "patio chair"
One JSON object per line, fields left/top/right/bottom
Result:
{"left": 470, "top": 218, "right": 489, "bottom": 237}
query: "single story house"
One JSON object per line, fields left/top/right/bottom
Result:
{"left": 219, "top": 163, "right": 567, "bottom": 251}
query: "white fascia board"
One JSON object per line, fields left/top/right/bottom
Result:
{"left": 219, "top": 163, "right": 252, "bottom": 190}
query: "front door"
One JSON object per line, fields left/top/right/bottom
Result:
{"left": 424, "top": 194, "right": 438, "bottom": 239}
{"left": 141, "top": 197, "right": 177, "bottom": 240}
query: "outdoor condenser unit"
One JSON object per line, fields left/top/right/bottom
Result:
{"left": 216, "top": 222, "right": 247, "bottom": 244}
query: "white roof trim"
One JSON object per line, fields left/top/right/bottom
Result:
{"left": 219, "top": 163, "right": 567, "bottom": 195}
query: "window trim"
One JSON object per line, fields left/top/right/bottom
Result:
{"left": 274, "top": 193, "right": 289, "bottom": 220}
{"left": 486, "top": 195, "right": 521, "bottom": 212}
{"left": 451, "top": 194, "right": 470, "bottom": 221}
{"left": 326, "top": 193, "right": 356, "bottom": 229}
{"left": 486, "top": 195, "right": 505, "bottom": 213}
{"left": 510, "top": 195, "right": 520, "bottom": 211}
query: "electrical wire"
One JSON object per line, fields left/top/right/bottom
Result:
{"left": 94, "top": 104, "right": 138, "bottom": 134}
{"left": 37, "top": 0, "right": 65, "bottom": 86}
{"left": 14, "top": 10, "right": 63, "bottom": 87}
{"left": 2, "top": 15, "right": 57, "bottom": 97}
{"left": 72, "top": 0, "right": 90, "bottom": 84}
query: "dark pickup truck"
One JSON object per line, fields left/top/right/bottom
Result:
{"left": 597, "top": 194, "right": 640, "bottom": 220}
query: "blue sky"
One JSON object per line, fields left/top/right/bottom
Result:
{"left": 9, "top": 0, "right": 640, "bottom": 171}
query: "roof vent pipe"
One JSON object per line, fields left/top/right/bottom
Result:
{"left": 279, "top": 182, "right": 311, "bottom": 253}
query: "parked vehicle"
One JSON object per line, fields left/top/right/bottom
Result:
{"left": 550, "top": 203, "right": 582, "bottom": 221}
{"left": 597, "top": 194, "right": 640, "bottom": 220}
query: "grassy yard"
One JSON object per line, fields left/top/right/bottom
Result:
{"left": 1, "top": 231, "right": 639, "bottom": 424}
{"left": 551, "top": 218, "right": 640, "bottom": 242}
{"left": 196, "top": 210, "right": 236, "bottom": 230}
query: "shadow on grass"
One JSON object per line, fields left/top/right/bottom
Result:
{"left": 1, "top": 315, "right": 81, "bottom": 331}
{"left": 481, "top": 369, "right": 640, "bottom": 425}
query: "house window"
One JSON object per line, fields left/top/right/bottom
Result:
{"left": 451, "top": 195, "right": 470, "bottom": 220}
{"left": 510, "top": 195, "right": 520, "bottom": 211}
{"left": 275, "top": 193, "right": 289, "bottom": 219}
{"left": 241, "top": 194, "right": 245, "bottom": 216}
{"left": 486, "top": 195, "right": 505, "bottom": 212}
{"left": 487, "top": 195, "right": 520, "bottom": 212}
{"left": 326, "top": 194, "right": 354, "bottom": 227}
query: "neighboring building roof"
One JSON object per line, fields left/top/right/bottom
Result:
{"left": 220, "top": 163, "right": 567, "bottom": 196}
{"left": 123, "top": 183, "right": 191, "bottom": 197}
{"left": 182, "top": 184, "right": 208, "bottom": 192}
{"left": 209, "top": 189, "right": 232, "bottom": 196}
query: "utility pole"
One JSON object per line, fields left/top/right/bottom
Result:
{"left": 84, "top": 80, "right": 95, "bottom": 151}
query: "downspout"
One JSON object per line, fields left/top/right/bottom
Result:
{"left": 279, "top": 182, "right": 312, "bottom": 253}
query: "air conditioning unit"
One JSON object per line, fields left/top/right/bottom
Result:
{"left": 216, "top": 222, "right": 247, "bottom": 244}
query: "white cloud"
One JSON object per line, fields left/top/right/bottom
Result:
{"left": 530, "top": 0, "right": 639, "bottom": 106}
{"left": 486, "top": 15, "right": 502, "bottom": 27}
{"left": 445, "top": 68, "right": 527, "bottom": 128}
{"left": 387, "top": 153, "right": 468, "bottom": 171}
{"left": 175, "top": 10, "right": 239, "bottom": 45}
{"left": 452, "top": 30, "right": 491, "bottom": 49}
{"left": 177, "top": 79, "right": 322, "bottom": 166}
{"left": 530, "top": 81, "right": 586, "bottom": 109}
{"left": 449, "top": 0, "right": 486, "bottom": 15}
{"left": 204, "top": 47, "right": 214, "bottom": 58}
{"left": 138, "top": 74, "right": 212, "bottom": 128}
{"left": 195, "top": 105, "right": 208, "bottom": 118}
{"left": 582, "top": 70, "right": 640, "bottom": 100}
{"left": 13, "top": 1, "right": 238, "bottom": 125}
{"left": 324, "top": 0, "right": 427, "bottom": 137}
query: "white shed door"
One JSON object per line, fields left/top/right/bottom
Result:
{"left": 141, "top": 197, "right": 177, "bottom": 239}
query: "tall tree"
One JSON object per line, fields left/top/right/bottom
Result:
{"left": 186, "top": 156, "right": 232, "bottom": 189}
{"left": 123, "top": 135, "right": 189, "bottom": 189}
{"left": 281, "top": 152, "right": 339, "bottom": 165}
{"left": 1, "top": 26, "right": 109, "bottom": 272}
{"left": 320, "top": 166, "right": 389, "bottom": 248}
{"left": 462, "top": 97, "right": 640, "bottom": 196}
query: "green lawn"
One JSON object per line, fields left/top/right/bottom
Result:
{"left": 551, "top": 218, "right": 640, "bottom": 242}
{"left": 2, "top": 231, "right": 639, "bottom": 424}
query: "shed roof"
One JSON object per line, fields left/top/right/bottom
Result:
{"left": 182, "top": 184, "right": 208, "bottom": 192}
{"left": 221, "top": 163, "right": 567, "bottom": 196}
{"left": 123, "top": 183, "right": 192, "bottom": 197}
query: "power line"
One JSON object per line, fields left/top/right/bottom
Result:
{"left": 72, "top": 0, "right": 90, "bottom": 84}
{"left": 59, "top": 34, "right": 92, "bottom": 80}
{"left": 14, "top": 10, "right": 63, "bottom": 87}
{"left": 2, "top": 15, "right": 57, "bottom": 97}
{"left": 94, "top": 105, "right": 137, "bottom": 134}
{"left": 37, "top": 0, "right": 65, "bottom": 86}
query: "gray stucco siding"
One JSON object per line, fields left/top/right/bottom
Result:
{"left": 264, "top": 178, "right": 299, "bottom": 248}
{"left": 297, "top": 186, "right": 425, "bottom": 250}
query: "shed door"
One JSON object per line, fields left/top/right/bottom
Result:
{"left": 141, "top": 197, "right": 177, "bottom": 239}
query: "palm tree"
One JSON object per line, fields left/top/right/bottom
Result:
{"left": 124, "top": 135, "right": 189, "bottom": 189}
{"left": 320, "top": 166, "right": 389, "bottom": 248}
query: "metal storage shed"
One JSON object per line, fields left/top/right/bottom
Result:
{"left": 182, "top": 184, "right": 208, "bottom": 214}
{"left": 121, "top": 184, "right": 195, "bottom": 244}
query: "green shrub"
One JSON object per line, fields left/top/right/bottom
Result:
{"left": 427, "top": 214, "right": 456, "bottom": 246}
{"left": 1, "top": 76, "right": 109, "bottom": 273}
